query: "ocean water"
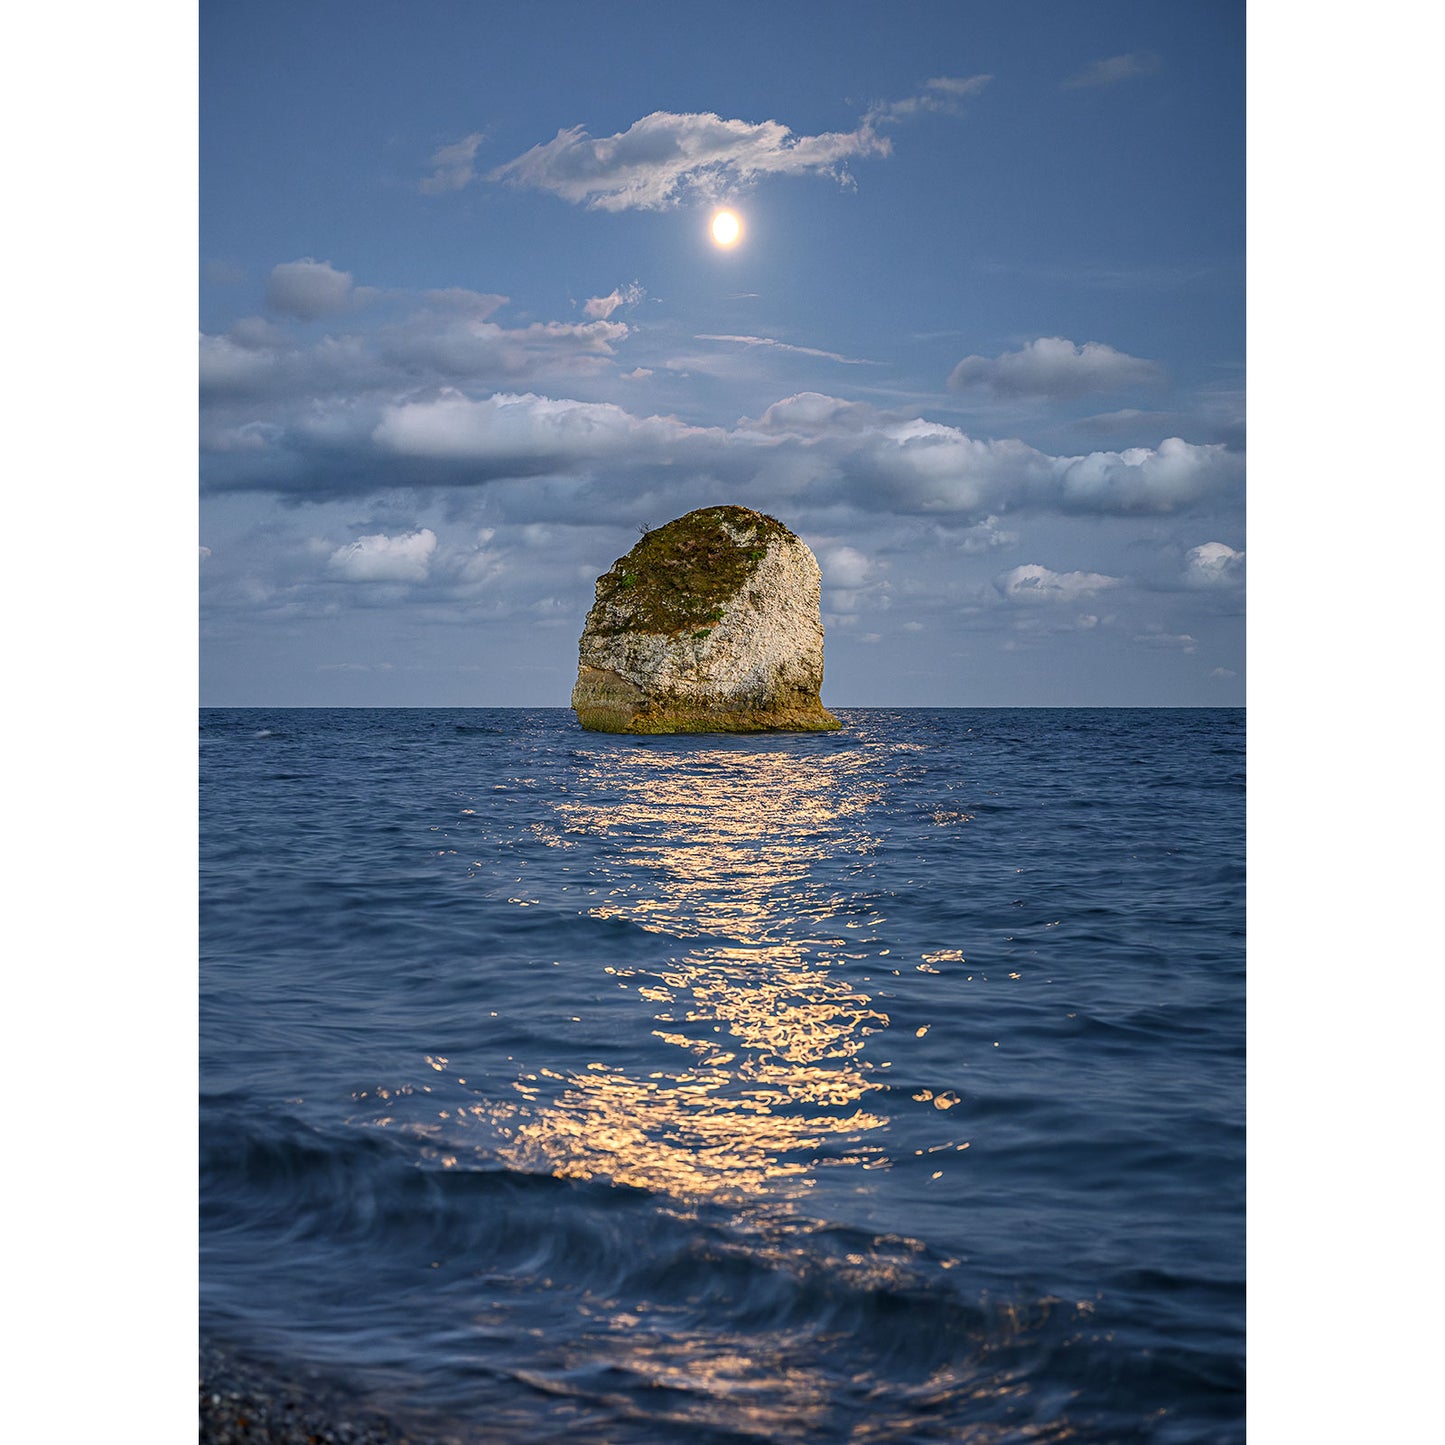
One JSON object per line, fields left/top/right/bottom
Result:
{"left": 200, "top": 707, "right": 1244, "bottom": 1443}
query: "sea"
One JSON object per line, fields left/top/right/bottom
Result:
{"left": 200, "top": 707, "right": 1245, "bottom": 1443}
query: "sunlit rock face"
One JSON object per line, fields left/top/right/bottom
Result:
{"left": 572, "top": 505, "right": 841, "bottom": 734}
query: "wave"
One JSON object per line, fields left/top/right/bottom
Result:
{"left": 201, "top": 1099, "right": 1242, "bottom": 1441}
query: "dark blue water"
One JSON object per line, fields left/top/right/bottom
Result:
{"left": 200, "top": 708, "right": 1244, "bottom": 1443}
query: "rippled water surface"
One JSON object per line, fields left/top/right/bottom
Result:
{"left": 201, "top": 708, "right": 1244, "bottom": 1442}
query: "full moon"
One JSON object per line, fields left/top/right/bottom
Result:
{"left": 710, "top": 209, "right": 742, "bottom": 247}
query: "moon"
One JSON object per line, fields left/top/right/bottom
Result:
{"left": 710, "top": 209, "right": 742, "bottom": 248}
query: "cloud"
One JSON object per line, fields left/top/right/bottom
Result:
{"left": 205, "top": 336, "right": 1239, "bottom": 519}
{"left": 949, "top": 337, "right": 1164, "bottom": 399}
{"left": 265, "top": 258, "right": 358, "bottom": 320}
{"left": 200, "top": 287, "right": 627, "bottom": 412}
{"left": 998, "top": 564, "right": 1121, "bottom": 604}
{"left": 824, "top": 416, "right": 1239, "bottom": 518}
{"left": 1048, "top": 436, "right": 1235, "bottom": 513}
{"left": 327, "top": 528, "right": 437, "bottom": 583}
{"left": 370, "top": 391, "right": 709, "bottom": 474}
{"left": 1077, "top": 395, "right": 1246, "bottom": 451}
{"left": 1133, "top": 630, "right": 1197, "bottom": 652}
{"left": 1063, "top": 52, "right": 1163, "bottom": 89}
{"left": 379, "top": 309, "right": 629, "bottom": 381}
{"left": 820, "top": 545, "right": 876, "bottom": 589}
{"left": 583, "top": 282, "right": 644, "bottom": 320}
{"left": 200, "top": 264, "right": 1242, "bottom": 522}
{"left": 420, "top": 132, "right": 485, "bottom": 194}
{"left": 1183, "top": 541, "right": 1245, "bottom": 587}
{"left": 868, "top": 74, "right": 992, "bottom": 123}
{"left": 695, "top": 334, "right": 876, "bottom": 365}
{"left": 488, "top": 109, "right": 891, "bottom": 211}
{"left": 753, "top": 392, "right": 877, "bottom": 433}
{"left": 954, "top": 515, "right": 1019, "bottom": 553}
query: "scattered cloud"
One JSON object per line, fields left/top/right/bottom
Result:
{"left": 1133, "top": 629, "right": 1197, "bottom": 652}
{"left": 265, "top": 258, "right": 360, "bottom": 321}
{"left": 752, "top": 392, "right": 877, "bottom": 433}
{"left": 1063, "top": 52, "right": 1163, "bottom": 89}
{"left": 1183, "top": 541, "right": 1245, "bottom": 587}
{"left": 583, "top": 282, "right": 645, "bottom": 320}
{"left": 200, "top": 267, "right": 1242, "bottom": 539}
{"left": 695, "top": 334, "right": 876, "bottom": 365}
{"left": 998, "top": 564, "right": 1121, "bottom": 604}
{"left": 868, "top": 74, "right": 992, "bottom": 123}
{"left": 327, "top": 528, "right": 437, "bottom": 583}
{"left": 954, "top": 515, "right": 1018, "bottom": 553}
{"left": 488, "top": 109, "right": 892, "bottom": 211}
{"left": 370, "top": 391, "right": 708, "bottom": 474}
{"left": 1077, "top": 395, "right": 1245, "bottom": 451}
{"left": 420, "top": 132, "right": 485, "bottom": 194}
{"left": 949, "top": 337, "right": 1163, "bottom": 399}
{"left": 820, "top": 545, "right": 876, "bottom": 589}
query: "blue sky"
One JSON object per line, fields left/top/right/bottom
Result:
{"left": 200, "top": 0, "right": 1245, "bottom": 706}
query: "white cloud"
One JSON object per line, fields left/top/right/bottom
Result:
{"left": 823, "top": 414, "right": 1237, "bottom": 518}
{"left": 1183, "top": 541, "right": 1245, "bottom": 587}
{"left": 753, "top": 392, "right": 876, "bottom": 433}
{"left": 999, "top": 564, "right": 1121, "bottom": 604}
{"left": 949, "top": 337, "right": 1163, "bottom": 399}
{"left": 327, "top": 528, "right": 437, "bottom": 583}
{"left": 583, "top": 282, "right": 644, "bottom": 320}
{"left": 821, "top": 545, "right": 875, "bottom": 589}
{"left": 199, "top": 333, "right": 280, "bottom": 395}
{"left": 228, "top": 316, "right": 292, "bottom": 350}
{"left": 200, "top": 286, "right": 627, "bottom": 412}
{"left": 1049, "top": 436, "right": 1236, "bottom": 512}
{"left": 955, "top": 515, "right": 1018, "bottom": 553}
{"left": 378, "top": 310, "right": 628, "bottom": 380}
{"left": 370, "top": 390, "right": 709, "bottom": 471}
{"left": 200, "top": 269, "right": 1242, "bottom": 522}
{"left": 696, "top": 334, "right": 876, "bottom": 365}
{"left": 488, "top": 109, "right": 891, "bottom": 211}
{"left": 1064, "top": 53, "right": 1163, "bottom": 89}
{"left": 1133, "top": 630, "right": 1197, "bottom": 652}
{"left": 420, "top": 132, "right": 485, "bottom": 194}
{"left": 265, "top": 258, "right": 357, "bottom": 320}
{"left": 869, "top": 74, "right": 992, "bottom": 122}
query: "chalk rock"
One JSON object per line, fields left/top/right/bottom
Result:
{"left": 572, "top": 505, "right": 842, "bottom": 733}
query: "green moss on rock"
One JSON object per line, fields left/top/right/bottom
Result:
{"left": 588, "top": 506, "right": 789, "bottom": 638}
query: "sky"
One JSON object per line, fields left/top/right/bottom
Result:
{"left": 199, "top": 0, "right": 1246, "bottom": 706}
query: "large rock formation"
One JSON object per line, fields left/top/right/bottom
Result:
{"left": 572, "top": 505, "right": 842, "bottom": 733}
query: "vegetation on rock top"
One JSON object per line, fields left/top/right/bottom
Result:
{"left": 588, "top": 505, "right": 791, "bottom": 637}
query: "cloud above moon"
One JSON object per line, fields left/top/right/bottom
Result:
{"left": 433, "top": 80, "right": 990, "bottom": 212}
{"left": 487, "top": 110, "right": 892, "bottom": 211}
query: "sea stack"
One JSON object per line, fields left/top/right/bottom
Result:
{"left": 572, "top": 505, "right": 842, "bottom": 734}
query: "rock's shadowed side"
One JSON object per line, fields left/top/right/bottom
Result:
{"left": 572, "top": 505, "right": 842, "bottom": 733}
